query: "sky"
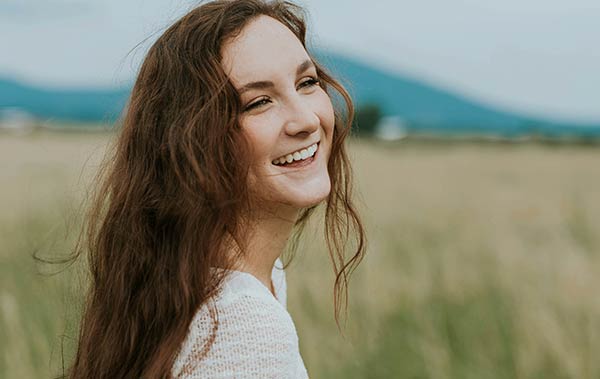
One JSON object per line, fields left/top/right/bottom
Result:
{"left": 1, "top": 0, "right": 599, "bottom": 123}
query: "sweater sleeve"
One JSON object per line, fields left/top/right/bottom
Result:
{"left": 173, "top": 292, "right": 308, "bottom": 379}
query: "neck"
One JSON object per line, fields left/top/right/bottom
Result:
{"left": 229, "top": 203, "right": 299, "bottom": 294}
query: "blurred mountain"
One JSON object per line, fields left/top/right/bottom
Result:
{"left": 1, "top": 50, "right": 599, "bottom": 138}
{"left": 314, "top": 51, "right": 600, "bottom": 138}
{"left": 0, "top": 77, "right": 129, "bottom": 123}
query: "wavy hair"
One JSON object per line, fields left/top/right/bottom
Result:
{"left": 67, "top": 0, "right": 366, "bottom": 377}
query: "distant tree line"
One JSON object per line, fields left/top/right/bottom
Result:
{"left": 351, "top": 102, "right": 382, "bottom": 137}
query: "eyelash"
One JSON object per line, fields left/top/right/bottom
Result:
{"left": 243, "top": 77, "right": 321, "bottom": 112}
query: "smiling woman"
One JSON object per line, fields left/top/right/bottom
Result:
{"left": 66, "top": 1, "right": 366, "bottom": 378}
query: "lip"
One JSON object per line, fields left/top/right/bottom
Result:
{"left": 272, "top": 141, "right": 320, "bottom": 169}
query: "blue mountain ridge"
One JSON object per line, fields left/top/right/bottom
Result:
{"left": 312, "top": 50, "right": 600, "bottom": 138}
{"left": 0, "top": 78, "right": 129, "bottom": 123}
{"left": 1, "top": 50, "right": 599, "bottom": 138}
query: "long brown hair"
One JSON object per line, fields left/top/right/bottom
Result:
{"left": 67, "top": 0, "right": 366, "bottom": 377}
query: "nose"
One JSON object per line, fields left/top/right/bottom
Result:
{"left": 283, "top": 95, "right": 320, "bottom": 136}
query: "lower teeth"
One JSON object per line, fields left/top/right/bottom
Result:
{"left": 279, "top": 157, "right": 310, "bottom": 166}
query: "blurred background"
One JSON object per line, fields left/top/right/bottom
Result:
{"left": 1, "top": 0, "right": 599, "bottom": 377}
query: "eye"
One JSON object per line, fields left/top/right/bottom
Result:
{"left": 242, "top": 77, "right": 321, "bottom": 113}
{"left": 244, "top": 98, "right": 271, "bottom": 112}
{"left": 300, "top": 77, "right": 321, "bottom": 89}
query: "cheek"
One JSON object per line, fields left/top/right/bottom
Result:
{"left": 242, "top": 119, "right": 278, "bottom": 162}
{"left": 316, "top": 92, "right": 335, "bottom": 132}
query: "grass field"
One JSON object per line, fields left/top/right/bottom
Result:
{"left": 1, "top": 130, "right": 599, "bottom": 378}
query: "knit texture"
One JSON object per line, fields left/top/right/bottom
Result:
{"left": 171, "top": 258, "right": 308, "bottom": 379}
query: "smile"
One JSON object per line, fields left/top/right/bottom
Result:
{"left": 272, "top": 142, "right": 319, "bottom": 166}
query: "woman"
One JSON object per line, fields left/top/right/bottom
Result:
{"left": 68, "top": 0, "right": 366, "bottom": 377}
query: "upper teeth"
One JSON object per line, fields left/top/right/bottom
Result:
{"left": 272, "top": 143, "right": 318, "bottom": 165}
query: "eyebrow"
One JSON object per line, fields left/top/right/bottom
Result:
{"left": 237, "top": 59, "right": 316, "bottom": 95}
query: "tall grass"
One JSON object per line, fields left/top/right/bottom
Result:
{"left": 1, "top": 132, "right": 599, "bottom": 378}
{"left": 289, "top": 140, "right": 600, "bottom": 378}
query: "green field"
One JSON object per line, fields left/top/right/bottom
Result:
{"left": 1, "top": 131, "right": 599, "bottom": 378}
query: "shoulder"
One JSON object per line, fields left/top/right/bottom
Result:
{"left": 172, "top": 276, "right": 306, "bottom": 378}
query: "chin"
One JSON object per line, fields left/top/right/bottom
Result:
{"left": 290, "top": 193, "right": 329, "bottom": 209}
{"left": 257, "top": 179, "right": 331, "bottom": 211}
{"left": 251, "top": 156, "right": 333, "bottom": 211}
{"left": 283, "top": 181, "right": 332, "bottom": 208}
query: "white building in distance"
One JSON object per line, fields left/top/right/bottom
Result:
{"left": 375, "top": 115, "right": 408, "bottom": 141}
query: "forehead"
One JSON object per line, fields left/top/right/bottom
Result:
{"left": 220, "top": 15, "right": 310, "bottom": 86}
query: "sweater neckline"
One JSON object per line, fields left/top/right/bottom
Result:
{"left": 214, "top": 258, "right": 285, "bottom": 307}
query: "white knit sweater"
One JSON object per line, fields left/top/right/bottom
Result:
{"left": 171, "top": 258, "right": 309, "bottom": 379}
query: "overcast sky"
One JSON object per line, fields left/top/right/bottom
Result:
{"left": 1, "top": 0, "right": 599, "bottom": 123}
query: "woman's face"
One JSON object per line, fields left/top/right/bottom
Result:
{"left": 221, "top": 15, "right": 335, "bottom": 214}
